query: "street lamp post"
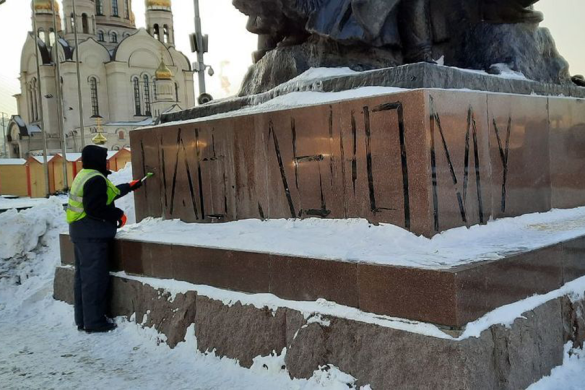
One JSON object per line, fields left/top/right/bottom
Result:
{"left": 1, "top": 112, "right": 7, "bottom": 157}
{"left": 52, "top": 0, "right": 69, "bottom": 190}
{"left": 190, "top": 0, "right": 213, "bottom": 104}
{"left": 31, "top": 1, "right": 51, "bottom": 197}
{"left": 72, "top": 0, "right": 86, "bottom": 149}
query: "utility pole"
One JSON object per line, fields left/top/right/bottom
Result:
{"left": 193, "top": 0, "right": 206, "bottom": 94}
{"left": 52, "top": 0, "right": 68, "bottom": 190}
{"left": 1, "top": 112, "right": 7, "bottom": 158}
{"left": 72, "top": 0, "right": 86, "bottom": 149}
{"left": 31, "top": 2, "right": 51, "bottom": 197}
{"left": 190, "top": 0, "right": 213, "bottom": 104}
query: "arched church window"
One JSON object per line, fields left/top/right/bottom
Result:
{"left": 31, "top": 78, "right": 39, "bottom": 121}
{"left": 163, "top": 25, "right": 169, "bottom": 44}
{"left": 82, "top": 14, "right": 89, "bottom": 34}
{"left": 124, "top": 0, "right": 130, "bottom": 19}
{"left": 89, "top": 77, "right": 100, "bottom": 117}
{"left": 110, "top": 32, "right": 118, "bottom": 43}
{"left": 112, "top": 0, "right": 119, "bottom": 17}
{"left": 96, "top": 0, "right": 104, "bottom": 15}
{"left": 70, "top": 13, "right": 75, "bottom": 31}
{"left": 143, "top": 75, "right": 152, "bottom": 116}
{"left": 118, "top": 130, "right": 125, "bottom": 140}
{"left": 27, "top": 84, "right": 34, "bottom": 121}
{"left": 153, "top": 81, "right": 158, "bottom": 100}
{"left": 38, "top": 28, "right": 45, "bottom": 43}
{"left": 98, "top": 30, "right": 105, "bottom": 42}
{"left": 175, "top": 83, "right": 179, "bottom": 102}
{"left": 153, "top": 24, "right": 160, "bottom": 41}
{"left": 49, "top": 28, "right": 56, "bottom": 47}
{"left": 133, "top": 77, "right": 141, "bottom": 116}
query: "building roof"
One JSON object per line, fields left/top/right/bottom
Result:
{"left": 55, "top": 153, "right": 82, "bottom": 162}
{"left": 30, "top": 155, "right": 56, "bottom": 164}
{"left": 0, "top": 158, "right": 27, "bottom": 166}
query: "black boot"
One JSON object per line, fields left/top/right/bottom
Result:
{"left": 85, "top": 322, "right": 117, "bottom": 334}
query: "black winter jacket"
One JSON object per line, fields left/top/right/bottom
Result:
{"left": 69, "top": 145, "right": 132, "bottom": 241}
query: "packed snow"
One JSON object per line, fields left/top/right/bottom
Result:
{"left": 105, "top": 268, "right": 585, "bottom": 342}
{"left": 153, "top": 86, "right": 407, "bottom": 127}
{"left": 1, "top": 163, "right": 584, "bottom": 388}
{"left": 0, "top": 167, "right": 371, "bottom": 390}
{"left": 0, "top": 195, "right": 68, "bottom": 211}
{"left": 120, "top": 206, "right": 585, "bottom": 269}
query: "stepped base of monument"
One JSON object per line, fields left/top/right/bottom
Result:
{"left": 58, "top": 231, "right": 585, "bottom": 328}
{"left": 53, "top": 266, "right": 585, "bottom": 390}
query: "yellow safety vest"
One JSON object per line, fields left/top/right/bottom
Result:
{"left": 66, "top": 169, "right": 121, "bottom": 224}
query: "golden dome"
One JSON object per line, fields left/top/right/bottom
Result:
{"left": 92, "top": 132, "right": 108, "bottom": 146}
{"left": 155, "top": 59, "right": 173, "bottom": 80}
{"left": 146, "top": 0, "right": 171, "bottom": 10}
{"left": 34, "top": 0, "right": 59, "bottom": 13}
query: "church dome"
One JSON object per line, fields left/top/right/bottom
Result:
{"left": 34, "top": 0, "right": 59, "bottom": 13}
{"left": 146, "top": 0, "right": 172, "bottom": 11}
{"left": 155, "top": 59, "right": 173, "bottom": 80}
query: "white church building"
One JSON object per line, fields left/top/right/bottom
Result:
{"left": 7, "top": 0, "right": 195, "bottom": 157}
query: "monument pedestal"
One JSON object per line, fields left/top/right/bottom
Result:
{"left": 55, "top": 84, "right": 585, "bottom": 388}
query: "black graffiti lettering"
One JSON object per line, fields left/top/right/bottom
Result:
{"left": 351, "top": 111, "right": 358, "bottom": 194}
{"left": 493, "top": 117, "right": 512, "bottom": 213}
{"left": 290, "top": 118, "right": 331, "bottom": 218}
{"left": 328, "top": 107, "right": 335, "bottom": 187}
{"left": 140, "top": 140, "right": 148, "bottom": 201}
{"left": 339, "top": 119, "right": 348, "bottom": 216}
{"left": 169, "top": 129, "right": 182, "bottom": 215}
{"left": 180, "top": 138, "right": 200, "bottom": 219}
{"left": 269, "top": 121, "right": 296, "bottom": 218}
{"left": 159, "top": 136, "right": 168, "bottom": 212}
{"left": 429, "top": 96, "right": 484, "bottom": 231}
{"left": 366, "top": 102, "right": 411, "bottom": 229}
{"left": 195, "top": 128, "right": 206, "bottom": 219}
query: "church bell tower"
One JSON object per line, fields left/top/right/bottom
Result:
{"left": 145, "top": 0, "right": 175, "bottom": 47}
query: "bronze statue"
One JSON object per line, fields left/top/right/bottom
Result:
{"left": 233, "top": 0, "right": 575, "bottom": 94}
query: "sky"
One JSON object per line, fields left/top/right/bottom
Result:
{"left": 0, "top": 0, "right": 583, "bottom": 119}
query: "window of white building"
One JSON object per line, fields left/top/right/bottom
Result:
{"left": 96, "top": 0, "right": 104, "bottom": 15}
{"left": 112, "top": 0, "right": 119, "bottom": 17}
{"left": 133, "top": 77, "right": 141, "bottom": 116}
{"left": 143, "top": 75, "right": 152, "bottom": 116}
{"left": 89, "top": 77, "right": 100, "bottom": 117}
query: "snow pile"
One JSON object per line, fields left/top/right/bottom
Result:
{"left": 283, "top": 67, "right": 358, "bottom": 85}
{"left": 0, "top": 195, "right": 68, "bottom": 211}
{"left": 120, "top": 206, "right": 585, "bottom": 269}
{"left": 109, "top": 163, "right": 136, "bottom": 224}
{"left": 0, "top": 197, "right": 66, "bottom": 284}
{"left": 0, "top": 197, "right": 67, "bottom": 315}
{"left": 157, "top": 86, "right": 406, "bottom": 127}
{"left": 528, "top": 344, "right": 585, "bottom": 390}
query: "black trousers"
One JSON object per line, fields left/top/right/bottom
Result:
{"left": 73, "top": 238, "right": 111, "bottom": 330}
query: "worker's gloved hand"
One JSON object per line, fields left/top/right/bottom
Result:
{"left": 129, "top": 180, "right": 143, "bottom": 191}
{"left": 117, "top": 214, "right": 128, "bottom": 228}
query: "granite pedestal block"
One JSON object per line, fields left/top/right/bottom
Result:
{"left": 53, "top": 266, "right": 585, "bottom": 390}
{"left": 59, "top": 232, "right": 585, "bottom": 328}
{"left": 132, "top": 89, "right": 585, "bottom": 237}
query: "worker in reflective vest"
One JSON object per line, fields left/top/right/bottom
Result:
{"left": 67, "top": 145, "right": 143, "bottom": 333}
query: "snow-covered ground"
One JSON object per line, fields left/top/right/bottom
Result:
{"left": 1, "top": 164, "right": 584, "bottom": 389}
{"left": 0, "top": 195, "right": 68, "bottom": 211}
{"left": 0, "top": 168, "right": 370, "bottom": 389}
{"left": 120, "top": 207, "right": 585, "bottom": 269}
